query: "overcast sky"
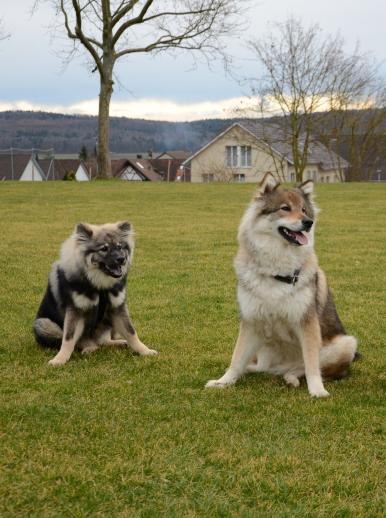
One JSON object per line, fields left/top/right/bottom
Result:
{"left": 0, "top": 0, "right": 385, "bottom": 121}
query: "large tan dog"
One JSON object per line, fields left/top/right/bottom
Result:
{"left": 206, "top": 174, "right": 358, "bottom": 397}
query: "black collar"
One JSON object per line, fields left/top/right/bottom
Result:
{"left": 274, "top": 269, "right": 300, "bottom": 285}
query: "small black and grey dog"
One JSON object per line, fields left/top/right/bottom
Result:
{"left": 33, "top": 221, "right": 158, "bottom": 365}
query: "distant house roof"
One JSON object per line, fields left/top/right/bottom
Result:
{"left": 240, "top": 120, "right": 349, "bottom": 170}
{"left": 37, "top": 159, "right": 89, "bottom": 180}
{"left": 156, "top": 150, "right": 191, "bottom": 161}
{"left": 111, "top": 159, "right": 129, "bottom": 177}
{"left": 112, "top": 158, "right": 162, "bottom": 181}
{"left": 150, "top": 158, "right": 190, "bottom": 182}
{"left": 182, "top": 121, "right": 349, "bottom": 170}
{"left": 0, "top": 154, "right": 45, "bottom": 181}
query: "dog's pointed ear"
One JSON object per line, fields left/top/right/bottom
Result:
{"left": 255, "top": 173, "right": 280, "bottom": 199}
{"left": 75, "top": 222, "right": 93, "bottom": 242}
{"left": 117, "top": 221, "right": 132, "bottom": 237}
{"left": 298, "top": 180, "right": 314, "bottom": 196}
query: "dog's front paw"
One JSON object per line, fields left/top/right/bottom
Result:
{"left": 141, "top": 348, "right": 158, "bottom": 356}
{"left": 309, "top": 388, "right": 330, "bottom": 398}
{"left": 205, "top": 378, "right": 233, "bottom": 389}
{"left": 48, "top": 356, "right": 67, "bottom": 366}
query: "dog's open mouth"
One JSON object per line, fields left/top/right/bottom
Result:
{"left": 278, "top": 226, "right": 308, "bottom": 246}
{"left": 102, "top": 263, "right": 123, "bottom": 278}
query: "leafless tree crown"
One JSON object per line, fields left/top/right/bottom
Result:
{"left": 52, "top": 0, "right": 246, "bottom": 74}
{"left": 246, "top": 17, "right": 386, "bottom": 181}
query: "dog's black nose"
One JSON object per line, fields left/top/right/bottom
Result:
{"left": 302, "top": 218, "right": 313, "bottom": 231}
{"left": 116, "top": 256, "right": 125, "bottom": 265}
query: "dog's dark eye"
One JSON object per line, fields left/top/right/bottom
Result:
{"left": 280, "top": 205, "right": 291, "bottom": 212}
{"left": 302, "top": 207, "right": 306, "bottom": 214}
{"left": 100, "top": 244, "right": 109, "bottom": 252}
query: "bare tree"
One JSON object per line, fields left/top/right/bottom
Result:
{"left": 316, "top": 75, "right": 386, "bottom": 181}
{"left": 41, "top": 0, "right": 246, "bottom": 178}
{"left": 346, "top": 106, "right": 386, "bottom": 181}
{"left": 247, "top": 17, "right": 384, "bottom": 182}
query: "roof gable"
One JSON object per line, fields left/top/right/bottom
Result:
{"left": 19, "top": 157, "right": 46, "bottom": 181}
{"left": 112, "top": 158, "right": 162, "bottom": 181}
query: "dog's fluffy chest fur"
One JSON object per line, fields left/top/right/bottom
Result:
{"left": 235, "top": 240, "right": 317, "bottom": 339}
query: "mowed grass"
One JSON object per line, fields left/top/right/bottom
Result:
{"left": 0, "top": 181, "right": 385, "bottom": 517}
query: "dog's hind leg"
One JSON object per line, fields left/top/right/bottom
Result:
{"left": 206, "top": 320, "right": 259, "bottom": 388}
{"left": 97, "top": 330, "right": 127, "bottom": 348}
{"left": 104, "top": 339, "right": 127, "bottom": 347}
{"left": 283, "top": 368, "right": 305, "bottom": 387}
{"left": 33, "top": 318, "right": 63, "bottom": 348}
{"left": 320, "top": 335, "right": 357, "bottom": 380}
{"left": 80, "top": 340, "right": 100, "bottom": 355}
{"left": 246, "top": 346, "right": 273, "bottom": 373}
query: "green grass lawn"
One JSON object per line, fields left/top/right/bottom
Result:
{"left": 1, "top": 182, "right": 385, "bottom": 517}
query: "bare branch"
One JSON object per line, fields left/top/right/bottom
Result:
{"left": 59, "top": 0, "right": 104, "bottom": 76}
{"left": 112, "top": 0, "right": 153, "bottom": 38}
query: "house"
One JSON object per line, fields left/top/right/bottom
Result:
{"left": 0, "top": 153, "right": 45, "bottom": 181}
{"left": 38, "top": 158, "right": 90, "bottom": 181}
{"left": 183, "top": 121, "right": 348, "bottom": 183}
{"left": 112, "top": 158, "right": 162, "bottom": 181}
{"left": 150, "top": 150, "right": 191, "bottom": 181}
{"left": 0, "top": 151, "right": 92, "bottom": 181}
{"left": 149, "top": 158, "right": 190, "bottom": 182}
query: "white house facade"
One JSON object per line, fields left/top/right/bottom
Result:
{"left": 184, "top": 122, "right": 348, "bottom": 184}
{"left": 75, "top": 163, "right": 90, "bottom": 181}
{"left": 19, "top": 158, "right": 45, "bottom": 181}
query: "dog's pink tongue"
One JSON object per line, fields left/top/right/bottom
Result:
{"left": 295, "top": 232, "right": 308, "bottom": 245}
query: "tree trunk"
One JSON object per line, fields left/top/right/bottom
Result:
{"left": 97, "top": 72, "right": 113, "bottom": 178}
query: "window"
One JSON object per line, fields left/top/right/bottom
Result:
{"left": 290, "top": 172, "right": 296, "bottom": 182}
{"left": 233, "top": 173, "right": 245, "bottom": 183}
{"left": 326, "top": 176, "right": 330, "bottom": 183}
{"left": 240, "top": 146, "right": 251, "bottom": 167}
{"left": 226, "top": 146, "right": 251, "bottom": 168}
{"left": 226, "top": 146, "right": 238, "bottom": 167}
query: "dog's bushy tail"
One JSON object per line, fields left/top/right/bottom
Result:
{"left": 33, "top": 318, "right": 62, "bottom": 349}
{"left": 320, "top": 335, "right": 358, "bottom": 380}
